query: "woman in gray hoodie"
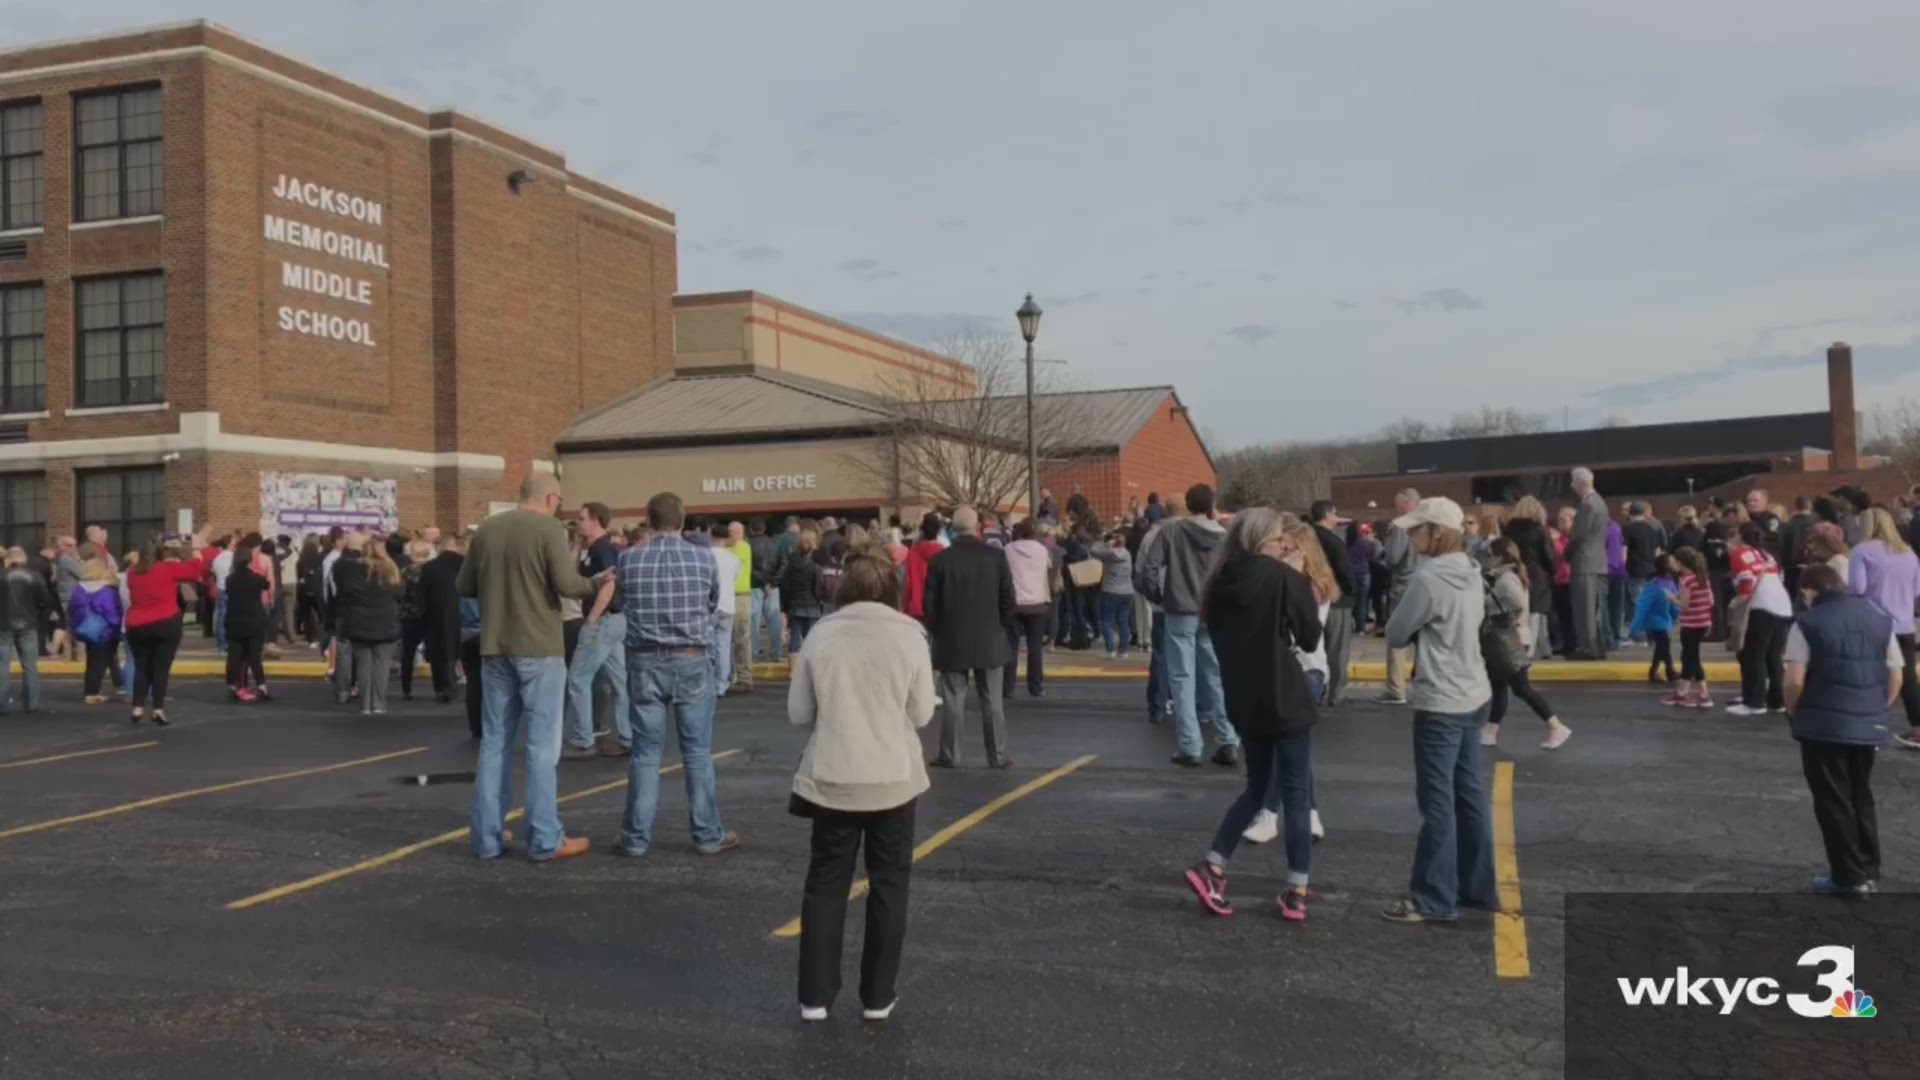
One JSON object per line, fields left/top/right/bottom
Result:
{"left": 1380, "top": 497, "right": 1497, "bottom": 924}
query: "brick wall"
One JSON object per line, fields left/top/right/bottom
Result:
{"left": 1040, "top": 393, "right": 1216, "bottom": 524}
{"left": 0, "top": 28, "right": 677, "bottom": 538}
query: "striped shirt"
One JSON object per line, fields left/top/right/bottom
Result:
{"left": 618, "top": 534, "right": 716, "bottom": 650}
{"left": 1679, "top": 573, "right": 1714, "bottom": 629}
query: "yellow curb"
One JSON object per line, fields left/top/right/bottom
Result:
{"left": 11, "top": 659, "right": 1744, "bottom": 684}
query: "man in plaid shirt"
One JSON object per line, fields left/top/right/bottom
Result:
{"left": 612, "top": 492, "right": 739, "bottom": 856}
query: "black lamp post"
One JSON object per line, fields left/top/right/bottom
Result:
{"left": 1016, "top": 293, "right": 1043, "bottom": 516}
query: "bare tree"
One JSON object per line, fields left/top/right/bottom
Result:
{"left": 1866, "top": 399, "right": 1920, "bottom": 484}
{"left": 841, "top": 330, "right": 1108, "bottom": 513}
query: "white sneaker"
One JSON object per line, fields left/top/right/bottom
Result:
{"left": 862, "top": 1001, "right": 897, "bottom": 1022}
{"left": 1242, "top": 809, "right": 1279, "bottom": 844}
{"left": 1541, "top": 718, "right": 1572, "bottom": 751}
{"left": 800, "top": 1005, "right": 828, "bottom": 1022}
{"left": 1310, "top": 808, "right": 1324, "bottom": 841}
{"left": 1480, "top": 724, "right": 1500, "bottom": 747}
{"left": 1726, "top": 703, "right": 1766, "bottom": 716}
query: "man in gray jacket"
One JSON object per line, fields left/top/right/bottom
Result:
{"left": 1135, "top": 483, "right": 1240, "bottom": 768}
{"left": 1377, "top": 487, "right": 1422, "bottom": 705}
{"left": 1566, "top": 467, "right": 1610, "bottom": 660}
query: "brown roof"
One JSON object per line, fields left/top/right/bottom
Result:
{"left": 557, "top": 371, "right": 893, "bottom": 448}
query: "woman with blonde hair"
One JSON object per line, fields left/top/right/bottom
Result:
{"left": 1804, "top": 529, "right": 1850, "bottom": 580}
{"left": 68, "top": 557, "right": 124, "bottom": 704}
{"left": 781, "top": 529, "right": 828, "bottom": 648}
{"left": 338, "top": 541, "right": 405, "bottom": 715}
{"left": 1503, "top": 497, "right": 1556, "bottom": 659}
{"left": 1184, "top": 507, "right": 1322, "bottom": 922}
{"left": 1848, "top": 507, "right": 1920, "bottom": 745}
{"left": 1670, "top": 505, "right": 1705, "bottom": 553}
{"left": 1481, "top": 538, "right": 1570, "bottom": 750}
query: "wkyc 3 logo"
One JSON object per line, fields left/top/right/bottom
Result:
{"left": 1616, "top": 945, "right": 1877, "bottom": 1018}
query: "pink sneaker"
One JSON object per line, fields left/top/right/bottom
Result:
{"left": 235, "top": 687, "right": 257, "bottom": 703}
{"left": 1277, "top": 886, "right": 1309, "bottom": 922}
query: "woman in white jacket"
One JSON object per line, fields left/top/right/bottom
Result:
{"left": 789, "top": 550, "right": 937, "bottom": 1025}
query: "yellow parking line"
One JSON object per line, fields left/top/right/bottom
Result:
{"left": 0, "top": 747, "right": 428, "bottom": 842}
{"left": 772, "top": 754, "right": 1099, "bottom": 940}
{"left": 226, "top": 748, "right": 744, "bottom": 910}
{"left": 1492, "top": 760, "right": 1531, "bottom": 979}
{"left": 0, "top": 741, "right": 159, "bottom": 770}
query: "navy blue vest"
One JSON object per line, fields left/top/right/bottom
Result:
{"left": 1791, "top": 592, "right": 1893, "bottom": 747}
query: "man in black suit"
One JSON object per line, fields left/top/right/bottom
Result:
{"left": 924, "top": 506, "right": 1017, "bottom": 768}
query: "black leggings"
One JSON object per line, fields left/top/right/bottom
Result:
{"left": 1680, "top": 627, "right": 1708, "bottom": 682}
{"left": 400, "top": 621, "right": 425, "bottom": 696}
{"left": 461, "top": 636, "right": 483, "bottom": 738}
{"left": 83, "top": 641, "right": 118, "bottom": 696}
{"left": 1647, "top": 630, "right": 1674, "bottom": 679}
{"left": 226, "top": 630, "right": 265, "bottom": 689}
{"left": 1489, "top": 668, "right": 1555, "bottom": 726}
{"left": 1739, "top": 609, "right": 1790, "bottom": 709}
{"left": 127, "top": 615, "right": 183, "bottom": 711}
{"left": 1003, "top": 611, "right": 1048, "bottom": 697}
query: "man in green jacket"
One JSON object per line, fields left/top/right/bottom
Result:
{"left": 459, "top": 473, "right": 600, "bottom": 862}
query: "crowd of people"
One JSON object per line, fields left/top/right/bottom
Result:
{"left": 5, "top": 466, "right": 1915, "bottom": 1017}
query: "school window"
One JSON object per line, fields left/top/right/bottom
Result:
{"left": 77, "top": 467, "right": 165, "bottom": 552}
{"left": 76, "top": 273, "right": 164, "bottom": 407}
{"left": 74, "top": 86, "right": 162, "bottom": 223}
{"left": 0, "top": 284, "right": 44, "bottom": 414}
{"left": 0, "top": 100, "right": 42, "bottom": 230}
{"left": 0, "top": 472, "right": 46, "bottom": 551}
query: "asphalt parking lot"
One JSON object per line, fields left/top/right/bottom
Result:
{"left": 0, "top": 675, "right": 1913, "bottom": 1079}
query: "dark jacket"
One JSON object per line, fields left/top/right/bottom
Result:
{"left": 1203, "top": 550, "right": 1322, "bottom": 738}
{"left": 5, "top": 566, "right": 50, "bottom": 631}
{"left": 782, "top": 556, "right": 827, "bottom": 619}
{"left": 1314, "top": 522, "right": 1355, "bottom": 603}
{"left": 1670, "top": 524, "right": 1705, "bottom": 557}
{"left": 1622, "top": 519, "right": 1667, "bottom": 579}
{"left": 1502, "top": 517, "right": 1555, "bottom": 614}
{"left": 748, "top": 534, "right": 780, "bottom": 589}
{"left": 224, "top": 563, "right": 272, "bottom": 635}
{"left": 922, "top": 537, "right": 1014, "bottom": 672}
{"left": 335, "top": 556, "right": 402, "bottom": 643}
{"left": 1791, "top": 592, "right": 1893, "bottom": 748}
{"left": 418, "top": 551, "right": 466, "bottom": 664}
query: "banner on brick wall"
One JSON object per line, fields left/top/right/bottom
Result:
{"left": 259, "top": 471, "right": 398, "bottom": 537}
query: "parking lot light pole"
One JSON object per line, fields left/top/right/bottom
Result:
{"left": 1017, "top": 293, "right": 1043, "bottom": 517}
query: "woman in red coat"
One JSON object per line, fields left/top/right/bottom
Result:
{"left": 902, "top": 512, "right": 945, "bottom": 620}
{"left": 124, "top": 533, "right": 208, "bottom": 726}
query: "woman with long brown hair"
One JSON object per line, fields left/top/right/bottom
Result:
{"left": 1502, "top": 497, "right": 1555, "bottom": 660}
{"left": 1244, "top": 519, "right": 1335, "bottom": 847}
{"left": 1481, "top": 537, "right": 1571, "bottom": 750}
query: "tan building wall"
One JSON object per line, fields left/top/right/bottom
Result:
{"left": 563, "top": 436, "right": 899, "bottom": 521}
{"left": 672, "top": 292, "right": 975, "bottom": 399}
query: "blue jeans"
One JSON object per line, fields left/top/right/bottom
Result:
{"left": 1099, "top": 593, "right": 1134, "bottom": 654}
{"left": 566, "top": 614, "right": 631, "bottom": 750}
{"left": 752, "top": 587, "right": 784, "bottom": 662}
{"left": 1624, "top": 577, "right": 1648, "bottom": 642}
{"left": 1146, "top": 611, "right": 1170, "bottom": 716}
{"left": 0, "top": 624, "right": 40, "bottom": 712}
{"left": 215, "top": 592, "right": 228, "bottom": 652}
{"left": 1408, "top": 706, "right": 1497, "bottom": 917}
{"left": 1209, "top": 732, "right": 1313, "bottom": 886}
{"left": 789, "top": 615, "right": 818, "bottom": 652}
{"left": 1272, "top": 670, "right": 1327, "bottom": 812}
{"left": 471, "top": 656, "right": 570, "bottom": 859}
{"left": 710, "top": 613, "right": 734, "bottom": 692}
{"left": 1164, "top": 613, "right": 1233, "bottom": 757}
{"left": 620, "top": 651, "right": 726, "bottom": 853}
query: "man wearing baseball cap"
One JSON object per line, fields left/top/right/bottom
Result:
{"left": 1378, "top": 496, "right": 1498, "bottom": 924}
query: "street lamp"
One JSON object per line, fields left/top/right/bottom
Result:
{"left": 1016, "top": 293, "right": 1043, "bottom": 517}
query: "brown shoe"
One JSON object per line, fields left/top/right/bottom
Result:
{"left": 537, "top": 836, "right": 591, "bottom": 863}
{"left": 561, "top": 746, "right": 599, "bottom": 762}
{"left": 696, "top": 832, "right": 740, "bottom": 855}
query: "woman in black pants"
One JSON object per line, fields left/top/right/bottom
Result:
{"left": 1728, "top": 523, "right": 1791, "bottom": 716}
{"left": 122, "top": 536, "right": 206, "bottom": 726}
{"left": 789, "top": 552, "right": 933, "bottom": 1023}
{"left": 223, "top": 536, "right": 274, "bottom": 701}
{"left": 1481, "top": 540, "right": 1573, "bottom": 751}
{"left": 397, "top": 539, "right": 432, "bottom": 702}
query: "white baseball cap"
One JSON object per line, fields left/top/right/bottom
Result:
{"left": 1393, "top": 496, "right": 1466, "bottom": 532}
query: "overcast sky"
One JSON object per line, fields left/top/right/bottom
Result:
{"left": 8, "top": 1, "right": 1920, "bottom": 449}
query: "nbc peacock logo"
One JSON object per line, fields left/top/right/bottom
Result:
{"left": 1830, "top": 990, "right": 1877, "bottom": 1019}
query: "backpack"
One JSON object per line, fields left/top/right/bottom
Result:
{"left": 1479, "top": 569, "right": 1529, "bottom": 681}
{"left": 74, "top": 593, "right": 112, "bottom": 646}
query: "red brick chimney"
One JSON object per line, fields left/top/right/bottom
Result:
{"left": 1828, "top": 341, "right": 1858, "bottom": 471}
